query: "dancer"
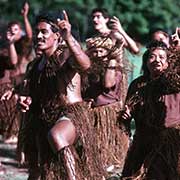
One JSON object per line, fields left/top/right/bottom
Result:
{"left": 120, "top": 41, "right": 180, "bottom": 179}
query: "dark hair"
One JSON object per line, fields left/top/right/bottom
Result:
{"left": 35, "top": 11, "right": 64, "bottom": 33}
{"left": 142, "top": 40, "right": 168, "bottom": 77}
{"left": 148, "top": 27, "right": 170, "bottom": 40}
{"left": 146, "top": 40, "right": 168, "bottom": 50}
{"left": 91, "top": 8, "right": 110, "bottom": 19}
{"left": 7, "top": 21, "right": 22, "bottom": 29}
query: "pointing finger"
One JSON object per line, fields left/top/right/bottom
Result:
{"left": 175, "top": 27, "right": 178, "bottom": 35}
{"left": 63, "top": 10, "right": 69, "bottom": 23}
{"left": 113, "top": 16, "right": 119, "bottom": 21}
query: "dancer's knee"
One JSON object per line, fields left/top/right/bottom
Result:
{"left": 48, "top": 129, "right": 69, "bottom": 152}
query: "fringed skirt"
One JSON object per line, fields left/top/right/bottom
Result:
{"left": 90, "top": 102, "right": 130, "bottom": 173}
{"left": 0, "top": 82, "right": 20, "bottom": 139}
{"left": 122, "top": 125, "right": 180, "bottom": 180}
{"left": 20, "top": 102, "right": 106, "bottom": 180}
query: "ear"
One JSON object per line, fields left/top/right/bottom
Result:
{"left": 105, "top": 17, "right": 109, "bottom": 24}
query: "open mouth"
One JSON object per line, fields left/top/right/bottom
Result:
{"left": 94, "top": 22, "right": 99, "bottom": 26}
{"left": 152, "top": 63, "right": 161, "bottom": 69}
{"left": 37, "top": 41, "right": 44, "bottom": 46}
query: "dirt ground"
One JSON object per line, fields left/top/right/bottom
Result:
{"left": 0, "top": 136, "right": 28, "bottom": 180}
{"left": 0, "top": 135, "right": 120, "bottom": 180}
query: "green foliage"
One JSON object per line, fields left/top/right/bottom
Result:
{"left": 0, "top": 0, "right": 179, "bottom": 44}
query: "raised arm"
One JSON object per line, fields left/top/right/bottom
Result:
{"left": 6, "top": 30, "right": 18, "bottom": 65}
{"left": 57, "top": 10, "right": 91, "bottom": 70}
{"left": 21, "top": 2, "right": 33, "bottom": 40}
{"left": 110, "top": 16, "right": 139, "bottom": 54}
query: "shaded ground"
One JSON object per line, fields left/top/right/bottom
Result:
{"left": 0, "top": 135, "right": 121, "bottom": 180}
{"left": 0, "top": 136, "right": 28, "bottom": 180}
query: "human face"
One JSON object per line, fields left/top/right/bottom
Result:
{"left": 152, "top": 32, "right": 170, "bottom": 48}
{"left": 35, "top": 21, "right": 59, "bottom": 56}
{"left": 147, "top": 48, "right": 168, "bottom": 78}
{"left": 92, "top": 12, "right": 109, "bottom": 31}
{"left": 92, "top": 47, "right": 108, "bottom": 59}
{"left": 9, "top": 24, "right": 22, "bottom": 41}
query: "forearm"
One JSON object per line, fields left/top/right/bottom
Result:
{"left": 23, "top": 15, "right": 33, "bottom": 40}
{"left": 8, "top": 43, "right": 18, "bottom": 65}
{"left": 120, "top": 30, "right": 139, "bottom": 54}
{"left": 66, "top": 35, "right": 91, "bottom": 70}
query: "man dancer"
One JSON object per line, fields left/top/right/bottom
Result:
{"left": 2, "top": 10, "right": 105, "bottom": 180}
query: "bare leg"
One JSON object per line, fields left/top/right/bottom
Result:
{"left": 48, "top": 120, "right": 77, "bottom": 180}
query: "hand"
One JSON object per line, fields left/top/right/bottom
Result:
{"left": 171, "top": 27, "right": 180, "bottom": 49}
{"left": 121, "top": 105, "right": 131, "bottom": 120}
{"left": 110, "top": 16, "right": 124, "bottom": 33}
{"left": 18, "top": 96, "right": 32, "bottom": 112}
{"left": 57, "top": 10, "right": 71, "bottom": 40}
{"left": 87, "top": 98, "right": 94, "bottom": 108}
{"left": 6, "top": 30, "right": 15, "bottom": 43}
{"left": 21, "top": 2, "right": 29, "bottom": 17}
{"left": 1, "top": 90, "right": 14, "bottom": 101}
{"left": 109, "top": 16, "right": 125, "bottom": 45}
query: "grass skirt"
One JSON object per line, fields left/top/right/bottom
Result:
{"left": 0, "top": 82, "right": 20, "bottom": 139}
